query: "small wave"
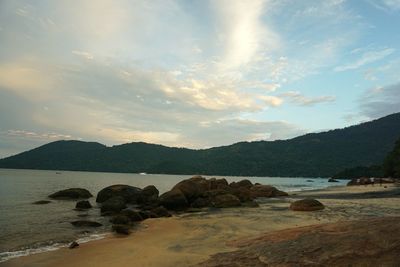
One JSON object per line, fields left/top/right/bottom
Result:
{"left": 0, "top": 233, "right": 108, "bottom": 263}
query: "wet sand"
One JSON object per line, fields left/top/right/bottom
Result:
{"left": 2, "top": 184, "right": 400, "bottom": 267}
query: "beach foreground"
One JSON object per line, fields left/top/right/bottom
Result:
{"left": 2, "top": 184, "right": 400, "bottom": 267}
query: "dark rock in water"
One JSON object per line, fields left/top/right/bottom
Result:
{"left": 229, "top": 179, "right": 253, "bottom": 189}
{"left": 159, "top": 189, "right": 189, "bottom": 210}
{"left": 49, "top": 188, "right": 92, "bottom": 199}
{"left": 328, "top": 178, "right": 339, "bottom": 182}
{"left": 70, "top": 220, "right": 102, "bottom": 227}
{"left": 110, "top": 214, "right": 130, "bottom": 225}
{"left": 172, "top": 176, "right": 210, "bottom": 202}
{"left": 32, "top": 200, "right": 51, "bottom": 205}
{"left": 138, "top": 210, "right": 158, "bottom": 219}
{"left": 139, "top": 185, "right": 159, "bottom": 204}
{"left": 75, "top": 200, "right": 92, "bottom": 209}
{"left": 230, "top": 187, "right": 253, "bottom": 202}
{"left": 290, "top": 198, "right": 325, "bottom": 211}
{"left": 100, "top": 196, "right": 127, "bottom": 214}
{"left": 211, "top": 194, "right": 241, "bottom": 208}
{"left": 249, "top": 185, "right": 288, "bottom": 198}
{"left": 151, "top": 206, "right": 172, "bottom": 217}
{"left": 112, "top": 224, "right": 130, "bottom": 235}
{"left": 69, "top": 241, "right": 79, "bottom": 249}
{"left": 306, "top": 180, "right": 314, "bottom": 182}
{"left": 120, "top": 209, "right": 143, "bottom": 221}
{"left": 96, "top": 184, "right": 142, "bottom": 203}
{"left": 209, "top": 178, "right": 229, "bottom": 190}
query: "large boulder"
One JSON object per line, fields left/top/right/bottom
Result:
{"left": 230, "top": 187, "right": 253, "bottom": 202}
{"left": 249, "top": 185, "right": 288, "bottom": 198}
{"left": 32, "top": 200, "right": 51, "bottom": 205}
{"left": 120, "top": 209, "right": 143, "bottom": 221}
{"left": 100, "top": 196, "right": 127, "bottom": 214}
{"left": 139, "top": 185, "right": 159, "bottom": 204}
{"left": 75, "top": 200, "right": 92, "bottom": 209}
{"left": 159, "top": 189, "right": 189, "bottom": 210}
{"left": 211, "top": 194, "right": 241, "bottom": 208}
{"left": 151, "top": 206, "right": 172, "bottom": 217}
{"left": 112, "top": 224, "right": 130, "bottom": 235}
{"left": 70, "top": 220, "right": 102, "bottom": 227}
{"left": 49, "top": 188, "right": 92, "bottom": 199}
{"left": 96, "top": 184, "right": 142, "bottom": 203}
{"left": 229, "top": 179, "right": 253, "bottom": 189}
{"left": 209, "top": 178, "right": 229, "bottom": 190}
{"left": 110, "top": 214, "right": 131, "bottom": 225}
{"left": 328, "top": 178, "right": 339, "bottom": 182}
{"left": 290, "top": 198, "right": 325, "bottom": 211}
{"left": 172, "top": 176, "right": 210, "bottom": 202}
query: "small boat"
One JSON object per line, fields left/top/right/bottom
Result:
{"left": 56, "top": 172, "right": 62, "bottom": 174}
{"left": 139, "top": 172, "right": 147, "bottom": 175}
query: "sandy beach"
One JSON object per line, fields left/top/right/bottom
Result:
{"left": 2, "top": 183, "right": 400, "bottom": 267}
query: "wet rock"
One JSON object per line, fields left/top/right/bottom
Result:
{"left": 96, "top": 184, "right": 142, "bottom": 203}
{"left": 230, "top": 187, "right": 253, "bottom": 202}
{"left": 241, "top": 200, "right": 259, "bottom": 208}
{"left": 159, "top": 189, "right": 189, "bottom": 210}
{"left": 151, "top": 206, "right": 172, "bottom": 217}
{"left": 120, "top": 209, "right": 143, "bottom": 221}
{"left": 191, "top": 197, "right": 210, "bottom": 208}
{"left": 328, "top": 178, "right": 339, "bottom": 182}
{"left": 110, "top": 214, "right": 130, "bottom": 225}
{"left": 70, "top": 220, "right": 102, "bottom": 227}
{"left": 75, "top": 200, "right": 92, "bottom": 209}
{"left": 69, "top": 241, "right": 79, "bottom": 249}
{"left": 290, "top": 198, "right": 325, "bottom": 211}
{"left": 229, "top": 179, "right": 253, "bottom": 189}
{"left": 49, "top": 188, "right": 92, "bottom": 199}
{"left": 249, "top": 185, "right": 288, "bottom": 198}
{"left": 211, "top": 194, "right": 241, "bottom": 208}
{"left": 100, "top": 196, "right": 127, "bottom": 214}
{"left": 139, "top": 185, "right": 159, "bottom": 204}
{"left": 112, "top": 224, "right": 130, "bottom": 235}
{"left": 32, "top": 200, "right": 51, "bottom": 205}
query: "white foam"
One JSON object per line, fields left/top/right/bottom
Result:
{"left": 0, "top": 233, "right": 108, "bottom": 263}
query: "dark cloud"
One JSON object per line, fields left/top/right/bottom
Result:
{"left": 360, "top": 83, "right": 400, "bottom": 119}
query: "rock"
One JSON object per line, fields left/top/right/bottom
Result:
{"left": 139, "top": 185, "right": 159, "bottom": 204}
{"left": 100, "top": 196, "right": 127, "bottom": 214}
{"left": 159, "top": 189, "right": 189, "bottom": 210}
{"left": 172, "top": 176, "right": 209, "bottom": 202}
{"left": 96, "top": 184, "right": 142, "bottom": 203}
{"left": 230, "top": 187, "right": 253, "bottom": 202}
{"left": 347, "top": 177, "right": 372, "bottom": 186}
{"left": 151, "top": 206, "right": 172, "bottom": 217}
{"left": 139, "top": 210, "right": 157, "bottom": 219}
{"left": 211, "top": 194, "right": 241, "bottom": 208}
{"left": 241, "top": 200, "right": 259, "bottom": 208}
{"left": 70, "top": 220, "right": 102, "bottom": 227}
{"left": 49, "top": 188, "right": 92, "bottom": 199}
{"left": 112, "top": 224, "right": 130, "bottom": 235}
{"left": 328, "top": 178, "right": 339, "bottom": 182}
{"left": 32, "top": 200, "right": 51, "bottom": 205}
{"left": 229, "top": 179, "right": 253, "bottom": 189}
{"left": 120, "top": 209, "right": 143, "bottom": 221}
{"left": 191, "top": 197, "right": 210, "bottom": 208}
{"left": 290, "top": 198, "right": 325, "bottom": 211}
{"left": 306, "top": 180, "right": 314, "bottom": 182}
{"left": 110, "top": 215, "right": 131, "bottom": 225}
{"left": 69, "top": 241, "right": 79, "bottom": 249}
{"left": 75, "top": 200, "right": 92, "bottom": 209}
{"left": 249, "top": 185, "right": 288, "bottom": 198}
{"left": 195, "top": 217, "right": 400, "bottom": 267}
{"left": 209, "top": 178, "right": 229, "bottom": 190}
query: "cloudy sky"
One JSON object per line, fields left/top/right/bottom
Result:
{"left": 0, "top": 0, "right": 400, "bottom": 158}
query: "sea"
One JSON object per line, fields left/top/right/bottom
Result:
{"left": 0, "top": 168, "right": 348, "bottom": 263}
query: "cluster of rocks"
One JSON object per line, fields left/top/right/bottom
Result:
{"left": 347, "top": 177, "right": 396, "bottom": 186}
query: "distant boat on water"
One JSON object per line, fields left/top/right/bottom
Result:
{"left": 139, "top": 172, "right": 147, "bottom": 175}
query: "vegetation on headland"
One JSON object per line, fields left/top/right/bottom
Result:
{"left": 1, "top": 113, "right": 400, "bottom": 178}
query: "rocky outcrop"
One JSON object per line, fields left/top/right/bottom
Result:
{"left": 290, "top": 198, "right": 324, "bottom": 211}
{"left": 75, "top": 200, "right": 92, "bottom": 209}
{"left": 96, "top": 184, "right": 142, "bottom": 203}
{"left": 249, "top": 184, "right": 288, "bottom": 198}
{"left": 159, "top": 189, "right": 189, "bottom": 210}
{"left": 196, "top": 217, "right": 400, "bottom": 267}
{"left": 211, "top": 194, "right": 241, "bottom": 208}
{"left": 70, "top": 220, "right": 102, "bottom": 227}
{"left": 328, "top": 178, "right": 339, "bottom": 182}
{"left": 100, "top": 196, "right": 127, "bottom": 214}
{"left": 112, "top": 224, "right": 130, "bottom": 235}
{"left": 120, "top": 209, "right": 144, "bottom": 221}
{"left": 139, "top": 185, "right": 159, "bottom": 204}
{"left": 347, "top": 177, "right": 395, "bottom": 186}
{"left": 49, "top": 188, "right": 92, "bottom": 199}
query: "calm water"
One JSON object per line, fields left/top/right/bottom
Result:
{"left": 0, "top": 168, "right": 347, "bottom": 262}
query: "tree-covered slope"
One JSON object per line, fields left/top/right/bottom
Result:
{"left": 1, "top": 113, "right": 400, "bottom": 177}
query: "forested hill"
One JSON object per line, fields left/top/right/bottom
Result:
{"left": 1, "top": 113, "right": 400, "bottom": 177}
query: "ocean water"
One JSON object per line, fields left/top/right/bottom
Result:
{"left": 0, "top": 168, "right": 347, "bottom": 262}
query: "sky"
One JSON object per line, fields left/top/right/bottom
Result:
{"left": 0, "top": 0, "right": 400, "bottom": 158}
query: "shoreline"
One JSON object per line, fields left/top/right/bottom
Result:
{"left": 2, "top": 183, "right": 399, "bottom": 267}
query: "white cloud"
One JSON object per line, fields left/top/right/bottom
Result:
{"left": 334, "top": 48, "right": 395, "bottom": 72}
{"left": 72, "top": 50, "right": 94, "bottom": 60}
{"left": 281, "top": 91, "right": 336, "bottom": 106}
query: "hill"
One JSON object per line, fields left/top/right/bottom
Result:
{"left": 1, "top": 113, "right": 400, "bottom": 177}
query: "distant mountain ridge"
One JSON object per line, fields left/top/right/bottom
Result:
{"left": 1, "top": 113, "right": 400, "bottom": 177}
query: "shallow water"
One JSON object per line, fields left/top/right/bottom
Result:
{"left": 0, "top": 168, "right": 347, "bottom": 262}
